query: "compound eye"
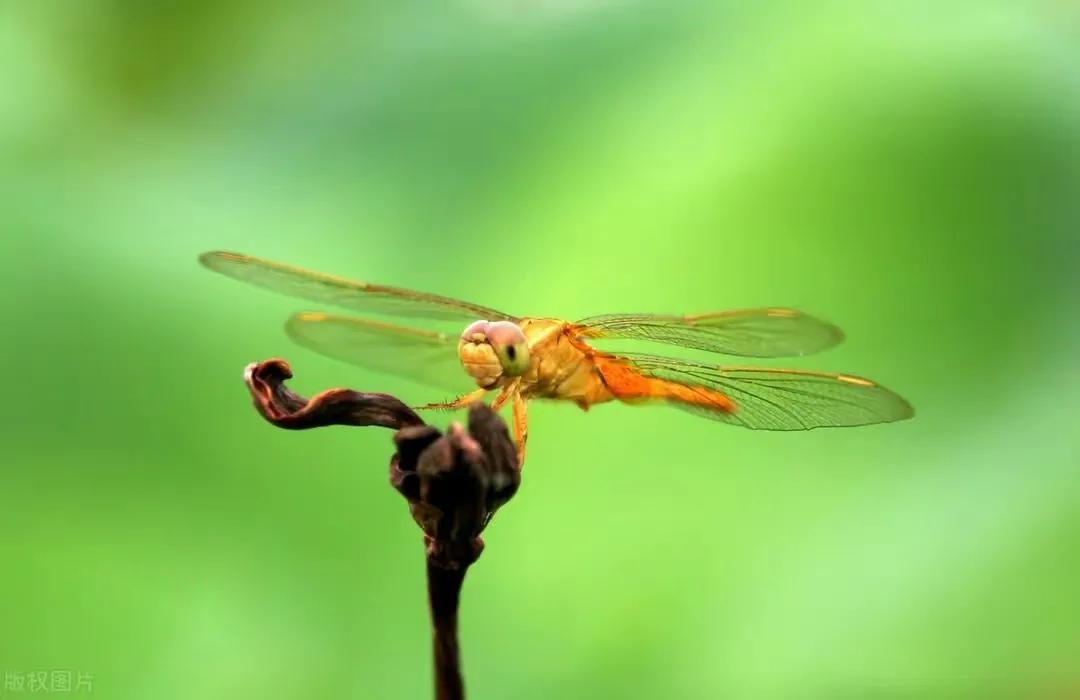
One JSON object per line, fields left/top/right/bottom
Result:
{"left": 461, "top": 320, "right": 489, "bottom": 342}
{"left": 486, "top": 321, "right": 530, "bottom": 376}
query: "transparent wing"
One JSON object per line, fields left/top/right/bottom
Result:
{"left": 619, "top": 353, "right": 913, "bottom": 430}
{"left": 285, "top": 312, "right": 474, "bottom": 394}
{"left": 200, "top": 251, "right": 517, "bottom": 323}
{"left": 576, "top": 308, "right": 844, "bottom": 357}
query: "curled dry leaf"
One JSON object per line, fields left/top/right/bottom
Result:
{"left": 244, "top": 358, "right": 425, "bottom": 430}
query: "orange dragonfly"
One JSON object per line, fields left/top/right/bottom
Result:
{"left": 200, "top": 251, "right": 913, "bottom": 464}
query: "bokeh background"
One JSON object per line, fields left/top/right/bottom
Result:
{"left": 2, "top": 1, "right": 1078, "bottom": 698}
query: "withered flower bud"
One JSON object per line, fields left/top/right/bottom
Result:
{"left": 242, "top": 357, "right": 519, "bottom": 700}
{"left": 392, "top": 408, "right": 520, "bottom": 569}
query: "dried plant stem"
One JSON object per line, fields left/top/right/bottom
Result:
{"left": 427, "top": 558, "right": 468, "bottom": 700}
{"left": 242, "top": 359, "right": 519, "bottom": 700}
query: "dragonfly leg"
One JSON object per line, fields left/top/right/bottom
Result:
{"left": 513, "top": 390, "right": 528, "bottom": 468}
{"left": 418, "top": 387, "right": 488, "bottom": 411}
{"left": 490, "top": 379, "right": 520, "bottom": 412}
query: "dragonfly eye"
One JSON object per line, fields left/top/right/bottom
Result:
{"left": 485, "top": 321, "right": 530, "bottom": 377}
{"left": 461, "top": 319, "right": 490, "bottom": 342}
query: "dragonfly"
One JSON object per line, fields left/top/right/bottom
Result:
{"left": 200, "top": 251, "right": 913, "bottom": 464}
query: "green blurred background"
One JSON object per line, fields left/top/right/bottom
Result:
{"left": 2, "top": 1, "right": 1078, "bottom": 698}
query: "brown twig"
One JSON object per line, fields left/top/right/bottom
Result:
{"left": 427, "top": 560, "right": 467, "bottom": 699}
{"left": 243, "top": 359, "right": 520, "bottom": 700}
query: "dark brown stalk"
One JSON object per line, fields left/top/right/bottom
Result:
{"left": 428, "top": 560, "right": 466, "bottom": 700}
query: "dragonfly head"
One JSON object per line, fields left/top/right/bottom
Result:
{"left": 458, "top": 320, "right": 531, "bottom": 387}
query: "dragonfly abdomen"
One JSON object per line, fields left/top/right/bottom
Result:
{"left": 593, "top": 357, "right": 737, "bottom": 415}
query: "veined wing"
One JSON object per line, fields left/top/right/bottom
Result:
{"left": 576, "top": 308, "right": 843, "bottom": 357}
{"left": 285, "top": 311, "right": 472, "bottom": 395}
{"left": 620, "top": 353, "right": 913, "bottom": 430}
{"left": 200, "top": 251, "right": 517, "bottom": 323}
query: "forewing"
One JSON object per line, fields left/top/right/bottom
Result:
{"left": 576, "top": 308, "right": 844, "bottom": 357}
{"left": 620, "top": 353, "right": 913, "bottom": 430}
{"left": 285, "top": 312, "right": 473, "bottom": 395}
{"left": 200, "top": 251, "right": 517, "bottom": 323}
